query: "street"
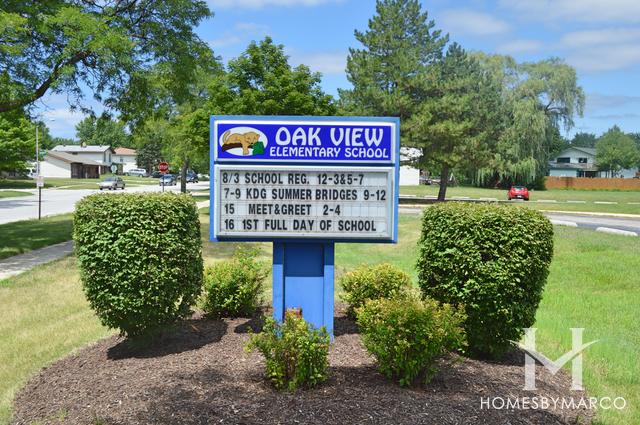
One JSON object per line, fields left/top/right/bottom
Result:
{"left": 0, "top": 181, "right": 209, "bottom": 225}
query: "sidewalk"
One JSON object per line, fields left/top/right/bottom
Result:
{"left": 0, "top": 241, "right": 75, "bottom": 280}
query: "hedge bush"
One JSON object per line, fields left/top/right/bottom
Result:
{"left": 202, "top": 248, "right": 268, "bottom": 317}
{"left": 339, "top": 263, "right": 413, "bottom": 317}
{"left": 74, "top": 193, "right": 203, "bottom": 337}
{"left": 417, "top": 203, "right": 554, "bottom": 358}
{"left": 246, "top": 311, "right": 330, "bottom": 391}
{"left": 356, "top": 297, "right": 466, "bottom": 386}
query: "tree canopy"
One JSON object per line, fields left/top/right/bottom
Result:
{"left": 0, "top": 109, "right": 34, "bottom": 173}
{"left": 75, "top": 115, "right": 130, "bottom": 148}
{"left": 595, "top": 126, "right": 640, "bottom": 177}
{"left": 0, "top": 0, "right": 213, "bottom": 114}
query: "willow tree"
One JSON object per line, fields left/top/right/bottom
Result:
{"left": 474, "top": 54, "right": 585, "bottom": 186}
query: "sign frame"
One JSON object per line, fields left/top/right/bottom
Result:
{"left": 210, "top": 115, "right": 400, "bottom": 244}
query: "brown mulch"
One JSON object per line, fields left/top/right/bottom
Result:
{"left": 12, "top": 307, "right": 594, "bottom": 425}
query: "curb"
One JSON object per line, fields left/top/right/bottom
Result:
{"left": 549, "top": 219, "right": 578, "bottom": 227}
{"left": 595, "top": 227, "right": 638, "bottom": 237}
{"left": 538, "top": 210, "right": 640, "bottom": 219}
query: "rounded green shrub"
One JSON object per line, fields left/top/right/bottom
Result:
{"left": 356, "top": 297, "right": 466, "bottom": 386}
{"left": 74, "top": 193, "right": 203, "bottom": 337}
{"left": 339, "top": 263, "right": 412, "bottom": 317}
{"left": 417, "top": 203, "right": 554, "bottom": 358}
{"left": 246, "top": 311, "right": 330, "bottom": 391}
{"left": 202, "top": 248, "right": 268, "bottom": 317}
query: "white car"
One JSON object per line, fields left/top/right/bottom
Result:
{"left": 126, "top": 168, "right": 148, "bottom": 177}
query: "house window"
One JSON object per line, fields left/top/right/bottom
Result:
{"left": 556, "top": 157, "right": 570, "bottom": 163}
{"left": 120, "top": 157, "right": 123, "bottom": 163}
{"left": 578, "top": 157, "right": 588, "bottom": 164}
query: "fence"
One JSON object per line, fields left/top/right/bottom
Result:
{"left": 545, "top": 176, "right": 640, "bottom": 190}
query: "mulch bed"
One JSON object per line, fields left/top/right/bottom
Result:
{"left": 12, "top": 307, "right": 594, "bottom": 425}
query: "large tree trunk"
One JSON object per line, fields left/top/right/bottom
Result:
{"left": 180, "top": 158, "right": 189, "bottom": 193}
{"left": 437, "top": 165, "right": 449, "bottom": 201}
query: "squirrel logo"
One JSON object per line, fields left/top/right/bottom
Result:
{"left": 221, "top": 130, "right": 265, "bottom": 156}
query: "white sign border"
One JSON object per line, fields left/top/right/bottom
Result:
{"left": 213, "top": 164, "right": 396, "bottom": 241}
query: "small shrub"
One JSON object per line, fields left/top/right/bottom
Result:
{"left": 246, "top": 311, "right": 330, "bottom": 391}
{"left": 339, "top": 263, "right": 412, "bottom": 317}
{"left": 74, "top": 193, "right": 203, "bottom": 337}
{"left": 356, "top": 297, "right": 466, "bottom": 386}
{"left": 417, "top": 203, "right": 554, "bottom": 358}
{"left": 202, "top": 248, "right": 268, "bottom": 317}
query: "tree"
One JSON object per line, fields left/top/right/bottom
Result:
{"left": 571, "top": 132, "right": 597, "bottom": 148}
{"left": 406, "top": 44, "right": 503, "bottom": 200}
{"left": 133, "top": 118, "right": 169, "bottom": 173}
{"left": 75, "top": 115, "right": 129, "bottom": 147}
{"left": 595, "top": 126, "right": 640, "bottom": 177}
{"left": 474, "top": 54, "right": 585, "bottom": 186}
{"left": 0, "top": 109, "right": 34, "bottom": 173}
{"left": 340, "top": 0, "right": 447, "bottom": 120}
{"left": 0, "top": 0, "right": 212, "bottom": 114}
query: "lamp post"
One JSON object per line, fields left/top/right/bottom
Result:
{"left": 35, "top": 117, "right": 55, "bottom": 220}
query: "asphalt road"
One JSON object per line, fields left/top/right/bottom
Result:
{"left": 399, "top": 207, "right": 640, "bottom": 236}
{"left": 0, "top": 181, "right": 209, "bottom": 224}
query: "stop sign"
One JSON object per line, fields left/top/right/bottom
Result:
{"left": 159, "top": 161, "right": 169, "bottom": 173}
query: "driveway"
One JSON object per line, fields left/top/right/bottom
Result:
{"left": 0, "top": 181, "right": 209, "bottom": 225}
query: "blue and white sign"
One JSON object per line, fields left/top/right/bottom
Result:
{"left": 210, "top": 116, "right": 399, "bottom": 243}
{"left": 213, "top": 117, "right": 396, "bottom": 164}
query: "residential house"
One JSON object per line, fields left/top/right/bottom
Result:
{"left": 40, "top": 145, "right": 114, "bottom": 178}
{"left": 112, "top": 147, "right": 138, "bottom": 174}
{"left": 549, "top": 146, "right": 639, "bottom": 178}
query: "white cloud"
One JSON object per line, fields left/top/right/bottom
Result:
{"left": 40, "top": 108, "right": 86, "bottom": 139}
{"left": 557, "top": 28, "right": 640, "bottom": 72}
{"left": 439, "top": 9, "right": 511, "bottom": 36}
{"left": 208, "top": 0, "right": 340, "bottom": 9}
{"left": 560, "top": 28, "right": 640, "bottom": 49}
{"left": 501, "top": 0, "right": 640, "bottom": 23}
{"left": 496, "top": 39, "right": 543, "bottom": 55}
{"left": 289, "top": 51, "right": 347, "bottom": 75}
{"left": 586, "top": 93, "right": 640, "bottom": 111}
{"left": 209, "top": 22, "right": 271, "bottom": 49}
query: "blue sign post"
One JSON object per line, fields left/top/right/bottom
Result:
{"left": 210, "top": 116, "right": 399, "bottom": 336}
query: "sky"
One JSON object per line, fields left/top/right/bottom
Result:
{"left": 37, "top": 0, "right": 640, "bottom": 140}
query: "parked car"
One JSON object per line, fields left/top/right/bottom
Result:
{"left": 508, "top": 185, "right": 529, "bottom": 201}
{"left": 159, "top": 174, "right": 177, "bottom": 186}
{"left": 126, "top": 168, "right": 148, "bottom": 177}
{"left": 186, "top": 171, "right": 199, "bottom": 183}
{"left": 151, "top": 171, "right": 162, "bottom": 178}
{"left": 98, "top": 176, "right": 125, "bottom": 191}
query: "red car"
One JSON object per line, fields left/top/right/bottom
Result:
{"left": 508, "top": 186, "right": 529, "bottom": 201}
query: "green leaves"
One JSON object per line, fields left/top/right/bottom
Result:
{"left": 202, "top": 249, "right": 268, "bottom": 318}
{"left": 596, "top": 125, "right": 640, "bottom": 175}
{"left": 417, "top": 203, "right": 554, "bottom": 358}
{"left": 246, "top": 313, "right": 330, "bottom": 391}
{"left": 356, "top": 297, "right": 466, "bottom": 386}
{"left": 73, "top": 192, "right": 203, "bottom": 337}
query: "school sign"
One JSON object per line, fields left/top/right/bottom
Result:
{"left": 210, "top": 116, "right": 400, "bottom": 335}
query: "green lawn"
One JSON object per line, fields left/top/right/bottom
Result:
{"left": 400, "top": 186, "right": 640, "bottom": 215}
{"left": 0, "top": 214, "right": 74, "bottom": 260}
{"left": 0, "top": 213, "right": 637, "bottom": 424}
{"left": 0, "top": 191, "right": 30, "bottom": 199}
{"left": 0, "top": 176, "right": 158, "bottom": 190}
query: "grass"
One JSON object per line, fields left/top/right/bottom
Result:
{"left": 0, "top": 191, "right": 30, "bottom": 199}
{"left": 0, "top": 212, "right": 637, "bottom": 424}
{"left": 0, "top": 214, "right": 74, "bottom": 260}
{"left": 400, "top": 186, "right": 640, "bottom": 215}
{"left": 0, "top": 176, "right": 158, "bottom": 190}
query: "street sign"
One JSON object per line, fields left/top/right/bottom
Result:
{"left": 159, "top": 161, "right": 169, "bottom": 174}
{"left": 36, "top": 175, "right": 44, "bottom": 188}
{"left": 210, "top": 116, "right": 400, "bottom": 336}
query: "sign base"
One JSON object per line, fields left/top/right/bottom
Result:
{"left": 272, "top": 242, "right": 334, "bottom": 337}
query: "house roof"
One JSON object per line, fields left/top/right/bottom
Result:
{"left": 114, "top": 147, "right": 136, "bottom": 156}
{"left": 46, "top": 151, "right": 102, "bottom": 166}
{"left": 557, "top": 146, "right": 596, "bottom": 157}
{"left": 52, "top": 144, "right": 113, "bottom": 153}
